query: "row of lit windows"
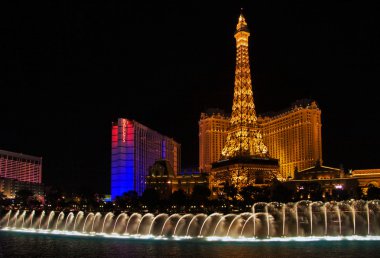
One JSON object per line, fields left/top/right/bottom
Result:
{"left": 0, "top": 156, "right": 41, "bottom": 164}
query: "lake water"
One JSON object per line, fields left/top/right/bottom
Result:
{"left": 1, "top": 231, "right": 380, "bottom": 258}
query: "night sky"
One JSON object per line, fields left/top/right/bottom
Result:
{"left": 1, "top": 1, "right": 380, "bottom": 194}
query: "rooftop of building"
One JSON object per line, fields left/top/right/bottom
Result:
{"left": 200, "top": 108, "right": 230, "bottom": 120}
{"left": 352, "top": 169, "right": 380, "bottom": 176}
{"left": 297, "top": 165, "right": 342, "bottom": 175}
{"left": 0, "top": 149, "right": 42, "bottom": 162}
{"left": 148, "top": 159, "right": 175, "bottom": 177}
{"left": 200, "top": 99, "right": 319, "bottom": 122}
{"left": 258, "top": 99, "right": 319, "bottom": 119}
{"left": 113, "top": 118, "right": 181, "bottom": 146}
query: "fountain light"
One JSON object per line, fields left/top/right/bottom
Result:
{"left": 2, "top": 200, "right": 380, "bottom": 242}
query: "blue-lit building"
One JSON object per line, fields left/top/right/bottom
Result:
{"left": 111, "top": 118, "right": 181, "bottom": 199}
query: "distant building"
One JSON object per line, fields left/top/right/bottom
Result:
{"left": 0, "top": 177, "right": 44, "bottom": 198}
{"left": 198, "top": 109, "right": 229, "bottom": 173}
{"left": 258, "top": 99, "right": 322, "bottom": 179}
{"left": 199, "top": 100, "right": 323, "bottom": 183}
{"left": 172, "top": 169, "right": 209, "bottom": 195}
{"left": 287, "top": 163, "right": 380, "bottom": 198}
{"left": 0, "top": 149, "right": 43, "bottom": 198}
{"left": 286, "top": 162, "right": 356, "bottom": 198}
{"left": 145, "top": 159, "right": 175, "bottom": 199}
{"left": 111, "top": 118, "right": 181, "bottom": 199}
{"left": 0, "top": 149, "right": 42, "bottom": 183}
{"left": 351, "top": 169, "right": 380, "bottom": 191}
{"left": 294, "top": 161, "right": 343, "bottom": 180}
{"left": 146, "top": 160, "right": 208, "bottom": 198}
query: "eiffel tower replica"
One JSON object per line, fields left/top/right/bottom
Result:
{"left": 210, "top": 12, "right": 281, "bottom": 196}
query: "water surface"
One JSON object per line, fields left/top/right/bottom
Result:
{"left": 1, "top": 231, "right": 380, "bottom": 258}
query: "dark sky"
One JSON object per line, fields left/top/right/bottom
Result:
{"left": 1, "top": 1, "right": 380, "bottom": 194}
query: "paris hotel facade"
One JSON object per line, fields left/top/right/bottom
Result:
{"left": 199, "top": 99, "right": 322, "bottom": 180}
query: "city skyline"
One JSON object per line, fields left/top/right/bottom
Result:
{"left": 2, "top": 1, "right": 380, "bottom": 193}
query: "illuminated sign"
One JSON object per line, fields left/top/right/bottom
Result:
{"left": 122, "top": 119, "right": 127, "bottom": 142}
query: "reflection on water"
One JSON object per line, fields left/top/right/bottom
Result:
{"left": 1, "top": 231, "right": 380, "bottom": 258}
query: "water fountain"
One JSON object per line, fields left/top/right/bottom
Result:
{"left": 173, "top": 213, "right": 193, "bottom": 236}
{"left": 55, "top": 211, "right": 65, "bottom": 231}
{"left": 112, "top": 212, "right": 128, "bottom": 234}
{"left": 46, "top": 211, "right": 55, "bottom": 230}
{"left": 82, "top": 212, "right": 94, "bottom": 233}
{"left": 101, "top": 212, "right": 114, "bottom": 234}
{"left": 73, "top": 211, "right": 84, "bottom": 232}
{"left": 64, "top": 212, "right": 75, "bottom": 231}
{"left": 161, "top": 213, "right": 180, "bottom": 236}
{"left": 186, "top": 213, "right": 206, "bottom": 237}
{"left": 125, "top": 213, "right": 141, "bottom": 235}
{"left": 2, "top": 200, "right": 380, "bottom": 241}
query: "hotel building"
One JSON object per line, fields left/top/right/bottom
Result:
{"left": 0, "top": 149, "right": 43, "bottom": 198}
{"left": 0, "top": 177, "right": 44, "bottom": 198}
{"left": 199, "top": 99, "right": 322, "bottom": 180}
{"left": 198, "top": 109, "right": 229, "bottom": 173}
{"left": 0, "top": 149, "right": 42, "bottom": 183}
{"left": 111, "top": 118, "right": 181, "bottom": 199}
{"left": 258, "top": 99, "right": 322, "bottom": 179}
{"left": 146, "top": 160, "right": 208, "bottom": 198}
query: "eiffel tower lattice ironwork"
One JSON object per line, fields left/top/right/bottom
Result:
{"left": 221, "top": 13, "right": 268, "bottom": 159}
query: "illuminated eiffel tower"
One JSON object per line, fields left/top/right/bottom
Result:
{"left": 210, "top": 12, "right": 280, "bottom": 197}
{"left": 221, "top": 13, "right": 268, "bottom": 159}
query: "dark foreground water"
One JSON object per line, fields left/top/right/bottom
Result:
{"left": 1, "top": 231, "right": 380, "bottom": 258}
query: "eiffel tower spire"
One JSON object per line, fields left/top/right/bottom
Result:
{"left": 221, "top": 12, "right": 268, "bottom": 158}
